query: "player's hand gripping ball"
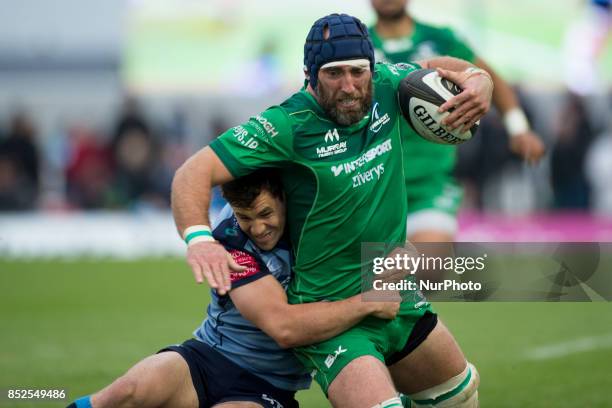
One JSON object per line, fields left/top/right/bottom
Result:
{"left": 399, "top": 68, "right": 478, "bottom": 144}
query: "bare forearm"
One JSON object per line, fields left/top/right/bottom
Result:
{"left": 171, "top": 155, "right": 213, "bottom": 235}
{"left": 171, "top": 147, "right": 233, "bottom": 236}
{"left": 232, "top": 277, "right": 395, "bottom": 349}
{"left": 275, "top": 295, "right": 373, "bottom": 348}
{"left": 473, "top": 58, "right": 546, "bottom": 163}
{"left": 420, "top": 56, "right": 475, "bottom": 72}
{"left": 475, "top": 58, "right": 519, "bottom": 115}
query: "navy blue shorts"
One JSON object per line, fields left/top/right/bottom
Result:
{"left": 159, "top": 339, "right": 299, "bottom": 408}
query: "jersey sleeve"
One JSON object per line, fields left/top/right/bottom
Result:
{"left": 227, "top": 249, "right": 270, "bottom": 289}
{"left": 209, "top": 106, "right": 294, "bottom": 178}
{"left": 375, "top": 61, "right": 423, "bottom": 91}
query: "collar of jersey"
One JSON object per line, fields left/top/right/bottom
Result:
{"left": 299, "top": 89, "right": 371, "bottom": 131}
{"left": 369, "top": 20, "right": 424, "bottom": 51}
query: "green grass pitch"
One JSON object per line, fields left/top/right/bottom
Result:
{"left": 1, "top": 259, "right": 611, "bottom": 407}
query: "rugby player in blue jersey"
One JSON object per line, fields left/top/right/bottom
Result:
{"left": 68, "top": 169, "right": 401, "bottom": 408}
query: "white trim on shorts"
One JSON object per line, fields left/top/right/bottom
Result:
{"left": 405, "top": 209, "right": 458, "bottom": 237}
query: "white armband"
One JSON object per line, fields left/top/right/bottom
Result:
{"left": 183, "top": 225, "right": 215, "bottom": 246}
{"left": 503, "top": 107, "right": 530, "bottom": 137}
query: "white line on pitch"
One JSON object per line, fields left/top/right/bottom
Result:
{"left": 525, "top": 334, "right": 612, "bottom": 361}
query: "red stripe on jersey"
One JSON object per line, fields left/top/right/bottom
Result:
{"left": 228, "top": 249, "right": 261, "bottom": 283}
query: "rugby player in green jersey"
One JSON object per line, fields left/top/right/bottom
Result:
{"left": 370, "top": 0, "right": 546, "bottom": 243}
{"left": 172, "top": 13, "right": 493, "bottom": 408}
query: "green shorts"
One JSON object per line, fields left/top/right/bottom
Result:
{"left": 404, "top": 175, "right": 462, "bottom": 236}
{"left": 406, "top": 175, "right": 462, "bottom": 216}
{"left": 292, "top": 302, "right": 434, "bottom": 395}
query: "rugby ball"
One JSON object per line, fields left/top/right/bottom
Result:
{"left": 398, "top": 69, "right": 478, "bottom": 145}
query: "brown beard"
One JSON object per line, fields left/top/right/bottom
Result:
{"left": 377, "top": 8, "right": 406, "bottom": 22}
{"left": 317, "top": 81, "right": 373, "bottom": 126}
{"left": 374, "top": 0, "right": 408, "bottom": 22}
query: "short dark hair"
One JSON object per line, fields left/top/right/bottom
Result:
{"left": 221, "top": 169, "right": 283, "bottom": 209}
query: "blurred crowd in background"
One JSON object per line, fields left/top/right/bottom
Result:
{"left": 0, "top": 0, "right": 611, "bottom": 216}
{"left": 0, "top": 98, "right": 183, "bottom": 211}
{"left": 1, "top": 90, "right": 610, "bottom": 214}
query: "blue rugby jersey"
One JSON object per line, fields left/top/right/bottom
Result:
{"left": 193, "top": 205, "right": 311, "bottom": 391}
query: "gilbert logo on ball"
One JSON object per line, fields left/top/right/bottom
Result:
{"left": 398, "top": 68, "right": 478, "bottom": 145}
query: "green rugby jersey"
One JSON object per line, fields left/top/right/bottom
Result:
{"left": 210, "top": 62, "right": 420, "bottom": 303}
{"left": 369, "top": 20, "right": 476, "bottom": 182}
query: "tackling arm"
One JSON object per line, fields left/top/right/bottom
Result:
{"left": 230, "top": 275, "right": 399, "bottom": 349}
{"left": 172, "top": 147, "right": 245, "bottom": 294}
{"left": 171, "top": 146, "right": 233, "bottom": 233}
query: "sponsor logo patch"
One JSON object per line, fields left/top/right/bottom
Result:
{"left": 228, "top": 249, "right": 260, "bottom": 283}
{"left": 330, "top": 139, "right": 392, "bottom": 177}
{"left": 317, "top": 128, "right": 347, "bottom": 158}
{"left": 325, "top": 345, "right": 348, "bottom": 369}
{"left": 230, "top": 125, "right": 259, "bottom": 149}
{"left": 352, "top": 163, "right": 385, "bottom": 188}
{"left": 254, "top": 115, "right": 279, "bottom": 138}
{"left": 369, "top": 103, "right": 390, "bottom": 133}
{"left": 317, "top": 141, "right": 347, "bottom": 158}
{"left": 324, "top": 128, "right": 340, "bottom": 143}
